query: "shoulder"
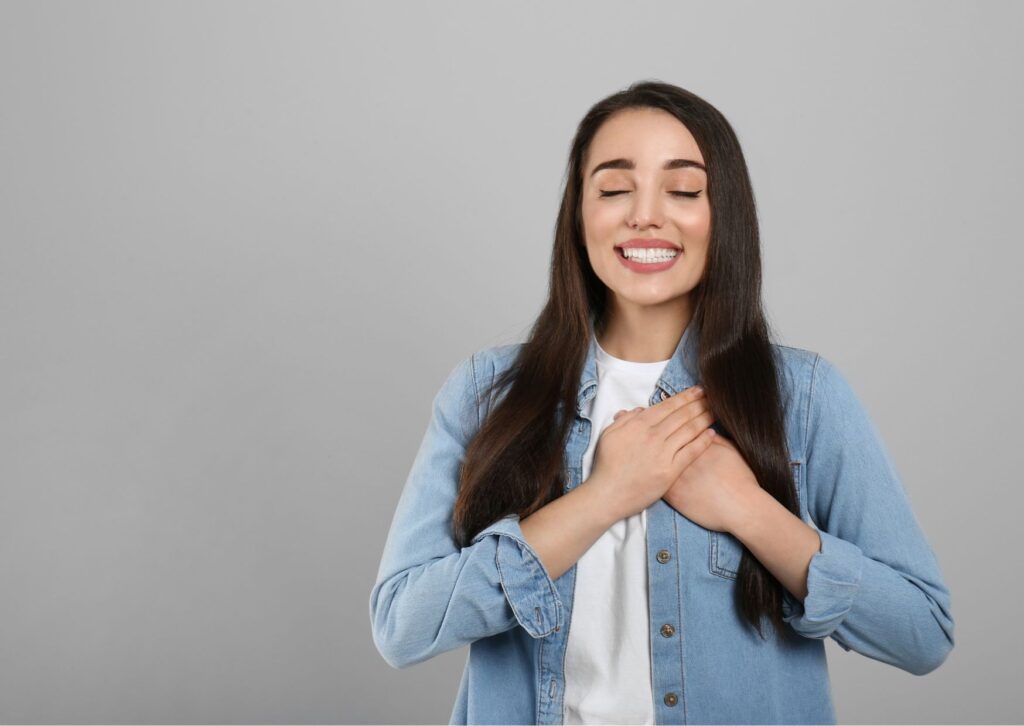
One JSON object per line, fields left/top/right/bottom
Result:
{"left": 454, "top": 343, "right": 525, "bottom": 425}
{"left": 770, "top": 342, "right": 858, "bottom": 404}
{"left": 772, "top": 343, "right": 855, "bottom": 406}
{"left": 434, "top": 343, "right": 523, "bottom": 411}
{"left": 771, "top": 341, "right": 819, "bottom": 372}
{"left": 470, "top": 342, "right": 524, "bottom": 385}
{"left": 770, "top": 343, "right": 834, "bottom": 457}
{"left": 771, "top": 343, "right": 877, "bottom": 462}
{"left": 437, "top": 343, "right": 522, "bottom": 402}
{"left": 769, "top": 342, "right": 822, "bottom": 396}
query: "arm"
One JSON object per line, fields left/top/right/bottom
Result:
{"left": 780, "top": 353, "right": 955, "bottom": 675}
{"left": 520, "top": 475, "right": 619, "bottom": 582}
{"left": 369, "top": 353, "right": 607, "bottom": 669}
{"left": 729, "top": 488, "right": 822, "bottom": 603}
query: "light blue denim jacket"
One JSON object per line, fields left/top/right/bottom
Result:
{"left": 369, "top": 322, "right": 955, "bottom": 725}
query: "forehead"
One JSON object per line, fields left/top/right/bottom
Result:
{"left": 586, "top": 108, "right": 705, "bottom": 173}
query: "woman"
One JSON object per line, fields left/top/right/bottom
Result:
{"left": 369, "top": 80, "right": 954, "bottom": 725}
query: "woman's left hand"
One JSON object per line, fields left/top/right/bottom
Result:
{"left": 661, "top": 433, "right": 763, "bottom": 534}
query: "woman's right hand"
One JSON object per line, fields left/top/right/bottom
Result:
{"left": 586, "top": 384, "right": 716, "bottom": 520}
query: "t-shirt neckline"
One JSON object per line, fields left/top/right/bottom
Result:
{"left": 595, "top": 339, "right": 672, "bottom": 372}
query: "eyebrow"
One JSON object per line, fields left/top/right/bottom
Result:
{"left": 589, "top": 158, "right": 706, "bottom": 177}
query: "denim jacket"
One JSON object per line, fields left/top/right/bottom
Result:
{"left": 369, "top": 321, "right": 955, "bottom": 725}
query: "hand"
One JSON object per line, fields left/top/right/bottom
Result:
{"left": 662, "top": 432, "right": 763, "bottom": 534}
{"left": 587, "top": 385, "right": 717, "bottom": 520}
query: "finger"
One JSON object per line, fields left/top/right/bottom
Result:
{"left": 664, "top": 410, "right": 716, "bottom": 454}
{"left": 647, "top": 382, "right": 704, "bottom": 428}
{"left": 646, "top": 384, "right": 705, "bottom": 427}
{"left": 654, "top": 396, "right": 712, "bottom": 438}
{"left": 670, "top": 425, "right": 717, "bottom": 468}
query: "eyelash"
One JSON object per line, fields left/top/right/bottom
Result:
{"left": 598, "top": 190, "right": 702, "bottom": 198}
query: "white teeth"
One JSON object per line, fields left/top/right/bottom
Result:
{"left": 621, "top": 247, "right": 679, "bottom": 261}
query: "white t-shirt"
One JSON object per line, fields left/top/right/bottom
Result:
{"left": 562, "top": 339, "right": 670, "bottom": 725}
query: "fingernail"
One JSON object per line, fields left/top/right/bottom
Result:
{"left": 694, "top": 385, "right": 704, "bottom": 394}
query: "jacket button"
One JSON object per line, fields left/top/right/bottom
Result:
{"left": 664, "top": 692, "right": 679, "bottom": 707}
{"left": 660, "top": 623, "right": 675, "bottom": 638}
{"left": 656, "top": 549, "right": 671, "bottom": 563}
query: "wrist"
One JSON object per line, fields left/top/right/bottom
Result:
{"left": 580, "top": 474, "right": 625, "bottom": 528}
{"left": 727, "top": 484, "right": 772, "bottom": 540}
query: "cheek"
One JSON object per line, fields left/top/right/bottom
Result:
{"left": 678, "top": 204, "right": 711, "bottom": 237}
{"left": 581, "top": 207, "right": 620, "bottom": 258}
{"left": 582, "top": 201, "right": 618, "bottom": 233}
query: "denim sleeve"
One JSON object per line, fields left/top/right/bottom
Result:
{"left": 781, "top": 354, "right": 955, "bottom": 676}
{"left": 368, "top": 353, "right": 563, "bottom": 669}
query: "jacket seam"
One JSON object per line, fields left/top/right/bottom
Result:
{"left": 470, "top": 351, "right": 482, "bottom": 432}
{"left": 803, "top": 352, "right": 822, "bottom": 460}
{"left": 558, "top": 565, "right": 576, "bottom": 722}
{"left": 674, "top": 508, "right": 688, "bottom": 722}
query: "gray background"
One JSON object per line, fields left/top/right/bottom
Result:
{"left": 1, "top": 1, "right": 1020, "bottom": 723}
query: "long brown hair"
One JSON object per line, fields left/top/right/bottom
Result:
{"left": 452, "top": 80, "right": 797, "bottom": 641}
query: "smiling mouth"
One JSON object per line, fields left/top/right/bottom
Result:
{"left": 614, "top": 246, "right": 683, "bottom": 273}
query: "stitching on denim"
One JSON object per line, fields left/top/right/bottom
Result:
{"left": 710, "top": 531, "right": 740, "bottom": 580}
{"left": 536, "top": 622, "right": 545, "bottom": 723}
{"left": 493, "top": 539, "right": 530, "bottom": 635}
{"left": 505, "top": 533, "right": 557, "bottom": 589}
{"left": 470, "top": 351, "right": 482, "bottom": 432}
{"left": 645, "top": 509, "right": 655, "bottom": 705}
{"left": 792, "top": 461, "right": 806, "bottom": 519}
{"left": 708, "top": 528, "right": 715, "bottom": 576}
{"left": 491, "top": 533, "right": 559, "bottom": 637}
{"left": 557, "top": 563, "right": 577, "bottom": 722}
{"left": 804, "top": 352, "right": 822, "bottom": 461}
{"left": 673, "top": 510, "right": 688, "bottom": 722}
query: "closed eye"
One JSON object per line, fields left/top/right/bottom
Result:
{"left": 598, "top": 190, "right": 702, "bottom": 198}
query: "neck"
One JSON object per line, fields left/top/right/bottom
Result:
{"left": 597, "top": 296, "right": 693, "bottom": 363}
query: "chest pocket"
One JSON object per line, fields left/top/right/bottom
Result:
{"left": 709, "top": 461, "right": 805, "bottom": 580}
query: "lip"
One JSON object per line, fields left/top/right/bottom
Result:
{"left": 615, "top": 244, "right": 682, "bottom": 273}
{"left": 615, "top": 238, "right": 682, "bottom": 250}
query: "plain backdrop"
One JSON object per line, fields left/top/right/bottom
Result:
{"left": 1, "top": 1, "right": 1021, "bottom": 723}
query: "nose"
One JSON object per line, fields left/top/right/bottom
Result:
{"left": 628, "top": 188, "right": 665, "bottom": 229}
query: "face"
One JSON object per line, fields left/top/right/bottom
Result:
{"left": 580, "top": 107, "right": 711, "bottom": 314}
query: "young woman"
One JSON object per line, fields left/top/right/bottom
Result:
{"left": 369, "top": 80, "right": 955, "bottom": 725}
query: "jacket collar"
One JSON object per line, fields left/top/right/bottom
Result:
{"left": 576, "top": 314, "right": 701, "bottom": 415}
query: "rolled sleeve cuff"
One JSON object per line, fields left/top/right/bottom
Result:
{"left": 471, "top": 514, "right": 564, "bottom": 638}
{"left": 781, "top": 528, "right": 864, "bottom": 641}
